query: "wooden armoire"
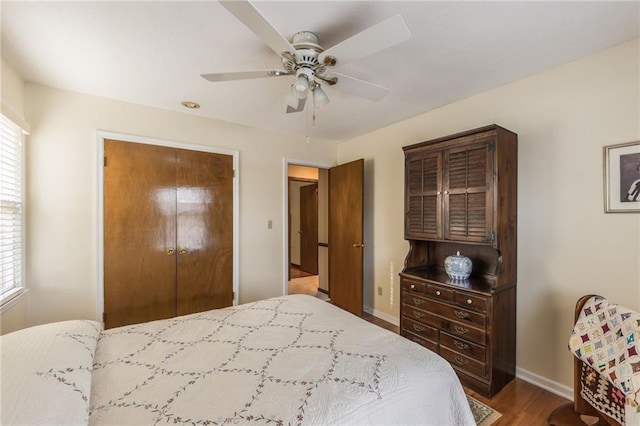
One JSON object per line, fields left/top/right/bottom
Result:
{"left": 103, "top": 139, "right": 234, "bottom": 329}
{"left": 399, "top": 125, "right": 517, "bottom": 398}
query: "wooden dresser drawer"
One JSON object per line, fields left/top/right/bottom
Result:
{"left": 402, "top": 278, "right": 426, "bottom": 295}
{"left": 402, "top": 317, "right": 438, "bottom": 341}
{"left": 454, "top": 292, "right": 488, "bottom": 313}
{"left": 424, "top": 299, "right": 486, "bottom": 330}
{"left": 440, "top": 332, "right": 485, "bottom": 363}
{"left": 440, "top": 346, "right": 487, "bottom": 378}
{"left": 401, "top": 330, "right": 438, "bottom": 352}
{"left": 426, "top": 284, "right": 454, "bottom": 302}
{"left": 439, "top": 317, "right": 485, "bottom": 345}
{"left": 402, "top": 292, "right": 429, "bottom": 309}
{"left": 403, "top": 305, "right": 431, "bottom": 324}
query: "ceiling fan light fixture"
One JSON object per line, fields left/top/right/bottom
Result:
{"left": 294, "top": 74, "right": 309, "bottom": 97}
{"left": 313, "top": 85, "right": 329, "bottom": 108}
{"left": 285, "top": 84, "right": 300, "bottom": 108}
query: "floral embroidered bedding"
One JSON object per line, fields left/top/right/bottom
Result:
{"left": 1, "top": 294, "right": 474, "bottom": 425}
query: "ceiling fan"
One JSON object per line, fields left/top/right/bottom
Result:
{"left": 202, "top": 0, "right": 411, "bottom": 114}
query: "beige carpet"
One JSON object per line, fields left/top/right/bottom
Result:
{"left": 468, "top": 396, "right": 501, "bottom": 426}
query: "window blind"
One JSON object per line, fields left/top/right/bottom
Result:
{"left": 0, "top": 114, "right": 24, "bottom": 303}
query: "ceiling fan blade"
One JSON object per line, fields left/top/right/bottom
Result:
{"left": 201, "top": 70, "right": 289, "bottom": 82}
{"left": 328, "top": 73, "right": 390, "bottom": 101}
{"left": 219, "top": 0, "right": 296, "bottom": 57}
{"left": 286, "top": 97, "right": 307, "bottom": 114}
{"left": 319, "top": 14, "right": 410, "bottom": 65}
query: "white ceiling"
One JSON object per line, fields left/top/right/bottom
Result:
{"left": 2, "top": 1, "right": 638, "bottom": 143}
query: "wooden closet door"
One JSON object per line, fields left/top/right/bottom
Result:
{"left": 176, "top": 149, "right": 233, "bottom": 315}
{"left": 103, "top": 140, "right": 177, "bottom": 329}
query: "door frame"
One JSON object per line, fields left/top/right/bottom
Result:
{"left": 282, "top": 158, "right": 333, "bottom": 296}
{"left": 96, "top": 131, "right": 240, "bottom": 324}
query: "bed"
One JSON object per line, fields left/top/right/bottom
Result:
{"left": 2, "top": 294, "right": 475, "bottom": 425}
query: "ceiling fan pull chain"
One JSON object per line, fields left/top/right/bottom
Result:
{"left": 306, "top": 103, "right": 311, "bottom": 144}
{"left": 313, "top": 103, "right": 317, "bottom": 127}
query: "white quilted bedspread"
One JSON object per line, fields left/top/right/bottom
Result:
{"left": 1, "top": 320, "right": 101, "bottom": 425}
{"left": 90, "top": 295, "right": 474, "bottom": 425}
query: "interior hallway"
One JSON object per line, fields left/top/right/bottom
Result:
{"left": 288, "top": 265, "right": 329, "bottom": 301}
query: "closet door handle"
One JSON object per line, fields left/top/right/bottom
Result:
{"left": 179, "top": 248, "right": 188, "bottom": 255}
{"left": 166, "top": 248, "right": 175, "bottom": 255}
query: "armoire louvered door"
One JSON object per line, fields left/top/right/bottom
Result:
{"left": 443, "top": 140, "right": 494, "bottom": 242}
{"left": 405, "top": 139, "right": 494, "bottom": 243}
{"left": 103, "top": 139, "right": 233, "bottom": 329}
{"left": 405, "top": 151, "right": 442, "bottom": 240}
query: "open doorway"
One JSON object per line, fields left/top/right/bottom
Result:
{"left": 287, "top": 164, "right": 329, "bottom": 301}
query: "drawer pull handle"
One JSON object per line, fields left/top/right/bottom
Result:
{"left": 466, "top": 299, "right": 473, "bottom": 305}
{"left": 435, "top": 290, "right": 441, "bottom": 296}
{"left": 454, "top": 325, "right": 469, "bottom": 334}
{"left": 413, "top": 324, "right": 425, "bottom": 332}
{"left": 413, "top": 311, "right": 425, "bottom": 319}
{"left": 410, "top": 284, "right": 416, "bottom": 290}
{"left": 413, "top": 297, "right": 425, "bottom": 306}
{"left": 454, "top": 356, "right": 469, "bottom": 366}
{"left": 454, "top": 340, "right": 469, "bottom": 350}
{"left": 454, "top": 310, "right": 470, "bottom": 319}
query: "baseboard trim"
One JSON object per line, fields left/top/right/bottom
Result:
{"left": 516, "top": 367, "right": 573, "bottom": 401}
{"left": 363, "top": 305, "right": 399, "bottom": 327}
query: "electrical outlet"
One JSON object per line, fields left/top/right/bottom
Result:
{"left": 377, "top": 286, "right": 383, "bottom": 296}
{"left": 267, "top": 220, "right": 272, "bottom": 229}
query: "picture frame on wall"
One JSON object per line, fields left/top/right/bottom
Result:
{"left": 604, "top": 141, "right": 640, "bottom": 213}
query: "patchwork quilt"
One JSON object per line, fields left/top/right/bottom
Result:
{"left": 568, "top": 295, "right": 640, "bottom": 425}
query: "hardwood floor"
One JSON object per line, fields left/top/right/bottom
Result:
{"left": 360, "top": 312, "right": 569, "bottom": 425}
{"left": 289, "top": 264, "right": 314, "bottom": 279}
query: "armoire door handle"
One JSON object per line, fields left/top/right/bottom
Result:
{"left": 166, "top": 248, "right": 175, "bottom": 255}
{"left": 179, "top": 248, "right": 188, "bottom": 255}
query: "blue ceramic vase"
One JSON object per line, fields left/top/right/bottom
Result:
{"left": 444, "top": 251, "right": 472, "bottom": 281}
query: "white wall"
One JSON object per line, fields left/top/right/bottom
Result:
{"left": 22, "top": 84, "right": 336, "bottom": 327}
{"left": 337, "top": 39, "right": 640, "bottom": 394}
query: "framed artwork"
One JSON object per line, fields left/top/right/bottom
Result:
{"left": 604, "top": 141, "right": 640, "bottom": 213}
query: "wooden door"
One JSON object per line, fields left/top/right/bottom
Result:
{"left": 104, "top": 140, "right": 177, "bottom": 329}
{"left": 329, "top": 159, "right": 364, "bottom": 316}
{"left": 299, "top": 183, "right": 318, "bottom": 274}
{"left": 176, "top": 149, "right": 234, "bottom": 315}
